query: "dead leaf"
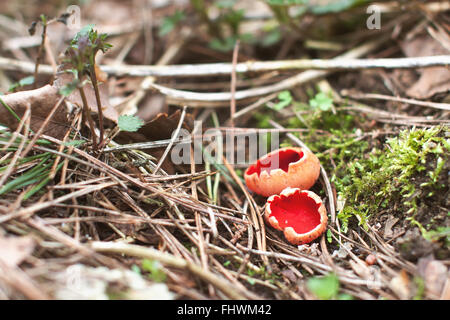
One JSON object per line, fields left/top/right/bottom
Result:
{"left": 400, "top": 35, "right": 450, "bottom": 99}
{"left": 331, "top": 242, "right": 353, "bottom": 259}
{"left": 0, "top": 61, "right": 118, "bottom": 139}
{"left": 389, "top": 269, "right": 411, "bottom": 300}
{"left": 52, "top": 264, "right": 175, "bottom": 300}
{"left": 297, "top": 243, "right": 321, "bottom": 256}
{"left": 418, "top": 255, "right": 448, "bottom": 299}
{"left": 383, "top": 215, "right": 399, "bottom": 239}
{"left": 280, "top": 269, "right": 297, "bottom": 284}
{"left": 117, "top": 109, "right": 194, "bottom": 144}
{"left": 136, "top": 94, "right": 167, "bottom": 122}
{"left": 440, "top": 277, "right": 450, "bottom": 300}
{"left": 114, "top": 110, "right": 194, "bottom": 174}
{"left": 0, "top": 236, "right": 35, "bottom": 268}
{"left": 0, "top": 84, "right": 70, "bottom": 139}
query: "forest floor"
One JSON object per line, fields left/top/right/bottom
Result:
{"left": 0, "top": 0, "right": 448, "bottom": 300}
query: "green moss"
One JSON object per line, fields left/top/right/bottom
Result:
{"left": 333, "top": 126, "right": 448, "bottom": 232}
{"left": 256, "top": 100, "right": 449, "bottom": 235}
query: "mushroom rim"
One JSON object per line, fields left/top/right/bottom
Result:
{"left": 244, "top": 147, "right": 307, "bottom": 179}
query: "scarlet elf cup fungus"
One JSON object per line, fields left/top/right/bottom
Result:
{"left": 244, "top": 147, "right": 320, "bottom": 197}
{"left": 265, "top": 188, "right": 328, "bottom": 245}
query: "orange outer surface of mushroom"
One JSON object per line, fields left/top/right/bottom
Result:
{"left": 265, "top": 188, "right": 328, "bottom": 245}
{"left": 244, "top": 147, "right": 320, "bottom": 197}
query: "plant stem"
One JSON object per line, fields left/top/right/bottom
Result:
{"left": 33, "top": 22, "right": 47, "bottom": 89}
{"left": 89, "top": 63, "right": 104, "bottom": 146}
{"left": 78, "top": 85, "right": 98, "bottom": 150}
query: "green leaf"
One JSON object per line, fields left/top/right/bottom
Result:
{"left": 73, "top": 24, "right": 95, "bottom": 42}
{"left": 266, "top": 0, "right": 306, "bottom": 5}
{"left": 307, "top": 273, "right": 340, "bottom": 300}
{"left": 215, "top": 0, "right": 236, "bottom": 9}
{"left": 59, "top": 80, "right": 79, "bottom": 97}
{"left": 309, "top": 92, "right": 333, "bottom": 111}
{"left": 63, "top": 139, "right": 86, "bottom": 147}
{"left": 270, "top": 90, "right": 292, "bottom": 111}
{"left": 131, "top": 264, "right": 141, "bottom": 275}
{"left": 141, "top": 259, "right": 166, "bottom": 282}
{"left": 310, "top": 0, "right": 369, "bottom": 14}
{"left": 209, "top": 36, "right": 237, "bottom": 52}
{"left": 0, "top": 97, "right": 23, "bottom": 124}
{"left": 8, "top": 76, "right": 35, "bottom": 92}
{"left": 118, "top": 115, "right": 144, "bottom": 132}
{"left": 326, "top": 229, "right": 333, "bottom": 243}
{"left": 261, "top": 28, "right": 282, "bottom": 47}
{"left": 158, "top": 10, "right": 186, "bottom": 37}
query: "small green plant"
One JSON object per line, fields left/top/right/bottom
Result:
{"left": 159, "top": 10, "right": 186, "bottom": 37}
{"left": 265, "top": 0, "right": 371, "bottom": 14}
{"left": 62, "top": 24, "right": 112, "bottom": 150}
{"left": 261, "top": 25, "right": 282, "bottom": 47}
{"left": 141, "top": 259, "right": 167, "bottom": 282}
{"left": 270, "top": 91, "right": 293, "bottom": 111}
{"left": 309, "top": 91, "right": 334, "bottom": 111}
{"left": 8, "top": 76, "right": 35, "bottom": 92}
{"left": 307, "top": 273, "right": 352, "bottom": 300}
{"left": 258, "top": 90, "right": 448, "bottom": 238}
{"left": 0, "top": 132, "right": 64, "bottom": 200}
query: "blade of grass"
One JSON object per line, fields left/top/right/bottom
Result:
{"left": 0, "top": 96, "right": 23, "bottom": 124}
{"left": 23, "top": 161, "right": 64, "bottom": 200}
{"left": 211, "top": 112, "right": 221, "bottom": 205}
{"left": 0, "top": 155, "right": 53, "bottom": 195}
{"left": 0, "top": 152, "right": 51, "bottom": 171}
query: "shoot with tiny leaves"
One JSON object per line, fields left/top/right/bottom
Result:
{"left": 63, "top": 24, "right": 112, "bottom": 150}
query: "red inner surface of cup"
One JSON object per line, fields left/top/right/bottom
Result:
{"left": 268, "top": 190, "right": 321, "bottom": 234}
{"left": 246, "top": 149, "right": 303, "bottom": 177}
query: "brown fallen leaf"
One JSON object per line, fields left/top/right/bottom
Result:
{"left": 280, "top": 269, "right": 297, "bottom": 284}
{"left": 117, "top": 109, "right": 194, "bottom": 144}
{"left": 116, "top": 110, "right": 194, "bottom": 174}
{"left": 0, "top": 63, "right": 118, "bottom": 139}
{"left": 418, "top": 255, "right": 448, "bottom": 299}
{"left": 400, "top": 35, "right": 450, "bottom": 99}
{"left": 0, "top": 84, "right": 70, "bottom": 139}
{"left": 440, "top": 277, "right": 450, "bottom": 300}
{"left": 0, "top": 236, "right": 35, "bottom": 268}
{"left": 135, "top": 94, "right": 167, "bottom": 122}
{"left": 389, "top": 269, "right": 411, "bottom": 300}
{"left": 383, "top": 215, "right": 399, "bottom": 239}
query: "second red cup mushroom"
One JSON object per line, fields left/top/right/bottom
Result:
{"left": 265, "top": 187, "right": 328, "bottom": 245}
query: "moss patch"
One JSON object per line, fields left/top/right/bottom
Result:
{"left": 256, "top": 104, "right": 449, "bottom": 247}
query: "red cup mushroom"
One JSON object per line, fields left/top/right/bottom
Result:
{"left": 265, "top": 187, "right": 328, "bottom": 245}
{"left": 244, "top": 147, "right": 320, "bottom": 197}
